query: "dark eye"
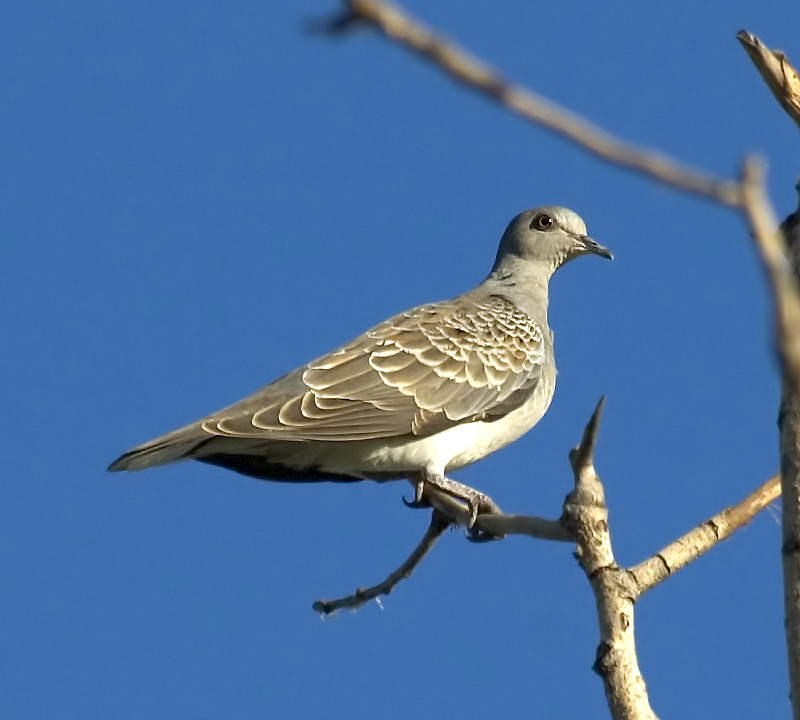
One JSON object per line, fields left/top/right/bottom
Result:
{"left": 530, "top": 213, "right": 554, "bottom": 231}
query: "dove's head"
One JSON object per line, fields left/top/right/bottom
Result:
{"left": 491, "top": 206, "right": 612, "bottom": 278}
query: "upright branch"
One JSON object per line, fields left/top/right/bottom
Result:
{"left": 781, "top": 206, "right": 800, "bottom": 720}
{"left": 739, "top": 30, "right": 800, "bottom": 719}
{"left": 562, "top": 399, "right": 658, "bottom": 720}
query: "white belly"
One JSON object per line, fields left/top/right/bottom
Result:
{"left": 316, "top": 379, "right": 555, "bottom": 478}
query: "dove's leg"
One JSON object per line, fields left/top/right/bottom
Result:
{"left": 409, "top": 471, "right": 501, "bottom": 527}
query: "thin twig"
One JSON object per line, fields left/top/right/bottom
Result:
{"left": 313, "top": 509, "right": 451, "bottom": 615}
{"left": 629, "top": 474, "right": 781, "bottom": 597}
{"left": 562, "top": 398, "right": 658, "bottom": 720}
{"left": 327, "top": 0, "right": 743, "bottom": 207}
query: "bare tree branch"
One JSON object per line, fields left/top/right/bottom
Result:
{"left": 739, "top": 159, "right": 800, "bottom": 720}
{"left": 309, "top": 9, "right": 796, "bottom": 716}
{"left": 423, "top": 397, "right": 778, "bottom": 719}
{"left": 737, "top": 31, "right": 800, "bottom": 720}
{"left": 473, "top": 511, "right": 572, "bottom": 541}
{"left": 313, "top": 509, "right": 451, "bottom": 615}
{"left": 562, "top": 398, "right": 658, "bottom": 720}
{"left": 421, "top": 485, "right": 573, "bottom": 542}
{"left": 629, "top": 474, "right": 781, "bottom": 596}
{"left": 325, "top": 0, "right": 743, "bottom": 207}
{"left": 780, "top": 377, "right": 800, "bottom": 720}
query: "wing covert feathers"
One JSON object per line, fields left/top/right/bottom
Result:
{"left": 109, "top": 295, "right": 545, "bottom": 470}
{"left": 207, "top": 295, "right": 544, "bottom": 441}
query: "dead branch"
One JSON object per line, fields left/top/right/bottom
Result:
{"left": 323, "top": 0, "right": 742, "bottom": 206}
{"left": 421, "top": 486, "right": 573, "bottom": 542}
{"left": 562, "top": 398, "right": 658, "bottom": 720}
{"left": 629, "top": 474, "right": 780, "bottom": 596}
{"left": 308, "top": 9, "right": 796, "bottom": 717}
{"left": 313, "top": 509, "right": 451, "bottom": 615}
{"left": 735, "top": 106, "right": 800, "bottom": 718}
{"left": 781, "top": 201, "right": 800, "bottom": 720}
{"left": 735, "top": 30, "right": 800, "bottom": 720}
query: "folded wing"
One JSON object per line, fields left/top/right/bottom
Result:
{"left": 109, "top": 295, "right": 545, "bottom": 470}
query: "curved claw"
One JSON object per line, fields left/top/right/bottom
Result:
{"left": 466, "top": 500, "right": 504, "bottom": 541}
{"left": 466, "top": 503, "right": 479, "bottom": 529}
{"left": 402, "top": 495, "right": 430, "bottom": 510}
{"left": 402, "top": 478, "right": 431, "bottom": 510}
{"left": 466, "top": 528, "right": 504, "bottom": 543}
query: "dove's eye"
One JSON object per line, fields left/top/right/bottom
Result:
{"left": 531, "top": 214, "right": 554, "bottom": 231}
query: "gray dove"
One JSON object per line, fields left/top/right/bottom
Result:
{"left": 109, "top": 206, "right": 611, "bottom": 522}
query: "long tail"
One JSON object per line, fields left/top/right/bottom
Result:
{"left": 108, "top": 423, "right": 212, "bottom": 472}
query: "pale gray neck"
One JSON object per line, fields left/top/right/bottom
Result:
{"left": 485, "top": 256, "right": 552, "bottom": 321}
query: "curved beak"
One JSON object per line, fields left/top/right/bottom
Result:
{"left": 580, "top": 235, "right": 613, "bottom": 260}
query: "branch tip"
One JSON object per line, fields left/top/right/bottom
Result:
{"left": 305, "top": 7, "right": 363, "bottom": 36}
{"left": 738, "top": 29, "right": 800, "bottom": 129}
{"left": 570, "top": 396, "right": 606, "bottom": 472}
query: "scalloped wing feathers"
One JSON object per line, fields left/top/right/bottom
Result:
{"left": 199, "top": 295, "right": 545, "bottom": 442}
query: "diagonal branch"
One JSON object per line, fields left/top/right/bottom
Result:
{"left": 313, "top": 509, "right": 451, "bottom": 615}
{"left": 629, "top": 474, "right": 781, "bottom": 597}
{"left": 325, "top": 0, "right": 743, "bottom": 206}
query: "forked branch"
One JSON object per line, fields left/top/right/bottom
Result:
{"left": 311, "top": 8, "right": 792, "bottom": 717}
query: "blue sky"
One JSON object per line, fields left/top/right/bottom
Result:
{"left": 2, "top": 1, "right": 796, "bottom": 718}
